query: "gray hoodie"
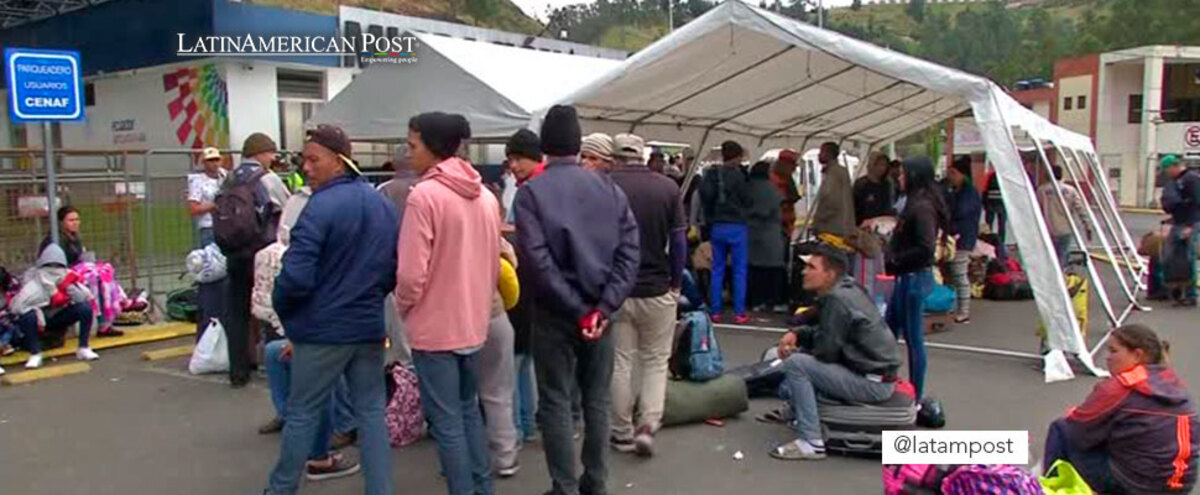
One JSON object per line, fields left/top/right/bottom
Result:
{"left": 11, "top": 245, "right": 91, "bottom": 323}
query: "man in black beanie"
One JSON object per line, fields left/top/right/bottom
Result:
{"left": 514, "top": 104, "right": 641, "bottom": 495}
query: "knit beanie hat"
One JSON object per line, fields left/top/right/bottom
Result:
{"left": 540, "top": 105, "right": 582, "bottom": 157}
{"left": 581, "top": 133, "right": 614, "bottom": 160}
{"left": 242, "top": 132, "right": 278, "bottom": 158}
{"left": 506, "top": 129, "right": 542, "bottom": 162}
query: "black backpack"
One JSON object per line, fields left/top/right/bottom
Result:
{"left": 214, "top": 170, "right": 267, "bottom": 256}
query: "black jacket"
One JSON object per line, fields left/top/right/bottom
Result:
{"left": 887, "top": 158, "right": 947, "bottom": 275}
{"left": 1163, "top": 169, "right": 1200, "bottom": 225}
{"left": 791, "top": 276, "right": 901, "bottom": 377}
{"left": 700, "top": 163, "right": 750, "bottom": 225}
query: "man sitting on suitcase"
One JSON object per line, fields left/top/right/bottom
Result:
{"left": 765, "top": 244, "right": 901, "bottom": 461}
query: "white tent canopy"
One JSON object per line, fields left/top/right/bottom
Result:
{"left": 311, "top": 32, "right": 621, "bottom": 141}
{"left": 550, "top": 0, "right": 1138, "bottom": 381}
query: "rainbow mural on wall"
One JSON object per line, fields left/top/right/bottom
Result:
{"left": 163, "top": 64, "right": 229, "bottom": 149}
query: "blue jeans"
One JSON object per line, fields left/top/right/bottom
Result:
{"left": 710, "top": 222, "right": 749, "bottom": 316}
{"left": 513, "top": 352, "right": 537, "bottom": 440}
{"left": 266, "top": 342, "right": 392, "bottom": 495}
{"left": 887, "top": 270, "right": 933, "bottom": 399}
{"left": 1044, "top": 418, "right": 1123, "bottom": 494}
{"left": 1166, "top": 222, "right": 1200, "bottom": 299}
{"left": 19, "top": 302, "right": 92, "bottom": 353}
{"left": 195, "top": 225, "right": 215, "bottom": 249}
{"left": 264, "top": 340, "right": 355, "bottom": 449}
{"left": 1052, "top": 234, "right": 1074, "bottom": 268}
{"left": 784, "top": 353, "right": 894, "bottom": 441}
{"left": 413, "top": 350, "right": 493, "bottom": 495}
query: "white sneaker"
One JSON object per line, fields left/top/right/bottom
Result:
{"left": 25, "top": 353, "right": 43, "bottom": 369}
{"left": 76, "top": 348, "right": 100, "bottom": 361}
{"left": 0, "top": 364, "right": 6, "bottom": 375}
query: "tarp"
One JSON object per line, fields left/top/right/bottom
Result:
{"left": 311, "top": 32, "right": 621, "bottom": 141}
{"left": 549, "top": 0, "right": 1115, "bottom": 380}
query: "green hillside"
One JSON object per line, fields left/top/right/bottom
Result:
{"left": 255, "top": 0, "right": 543, "bottom": 35}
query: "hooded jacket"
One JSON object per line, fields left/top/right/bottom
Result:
{"left": 700, "top": 162, "right": 751, "bottom": 225}
{"left": 1063, "top": 364, "right": 1198, "bottom": 494}
{"left": 11, "top": 245, "right": 91, "bottom": 326}
{"left": 888, "top": 158, "right": 948, "bottom": 275}
{"left": 395, "top": 157, "right": 501, "bottom": 352}
{"left": 273, "top": 175, "right": 398, "bottom": 345}
{"left": 514, "top": 156, "right": 640, "bottom": 321}
{"left": 789, "top": 276, "right": 900, "bottom": 377}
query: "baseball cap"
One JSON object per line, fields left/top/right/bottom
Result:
{"left": 306, "top": 124, "right": 360, "bottom": 175}
{"left": 202, "top": 147, "right": 221, "bottom": 161}
{"left": 1161, "top": 154, "right": 1182, "bottom": 169}
{"left": 613, "top": 133, "right": 645, "bottom": 160}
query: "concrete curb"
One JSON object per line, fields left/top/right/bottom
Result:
{"left": 2, "top": 362, "right": 91, "bottom": 386}
{"left": 140, "top": 345, "right": 195, "bottom": 361}
{"left": 1, "top": 322, "right": 195, "bottom": 367}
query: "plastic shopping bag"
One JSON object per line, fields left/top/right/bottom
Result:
{"left": 189, "top": 318, "right": 229, "bottom": 375}
{"left": 1038, "top": 460, "right": 1094, "bottom": 495}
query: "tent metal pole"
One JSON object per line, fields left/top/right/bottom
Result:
{"left": 1031, "top": 139, "right": 1120, "bottom": 326}
{"left": 801, "top": 88, "right": 930, "bottom": 142}
{"left": 1048, "top": 143, "right": 1141, "bottom": 307}
{"left": 1077, "top": 150, "right": 1147, "bottom": 275}
{"left": 760, "top": 80, "right": 907, "bottom": 142}
{"left": 868, "top": 103, "right": 971, "bottom": 149}
{"left": 627, "top": 46, "right": 796, "bottom": 130}
{"left": 1061, "top": 148, "right": 1139, "bottom": 275}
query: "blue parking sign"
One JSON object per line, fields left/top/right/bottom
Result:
{"left": 5, "top": 48, "right": 84, "bottom": 122}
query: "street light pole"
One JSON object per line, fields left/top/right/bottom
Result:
{"left": 818, "top": 0, "right": 824, "bottom": 28}
{"left": 669, "top": 0, "right": 674, "bottom": 32}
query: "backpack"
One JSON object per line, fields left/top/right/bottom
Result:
{"left": 166, "top": 286, "right": 199, "bottom": 323}
{"left": 214, "top": 169, "right": 268, "bottom": 256}
{"left": 384, "top": 362, "right": 425, "bottom": 448}
{"left": 940, "top": 464, "right": 1044, "bottom": 495}
{"left": 670, "top": 311, "right": 724, "bottom": 382}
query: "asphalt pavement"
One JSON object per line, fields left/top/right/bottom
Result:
{"left": 0, "top": 211, "right": 1195, "bottom": 495}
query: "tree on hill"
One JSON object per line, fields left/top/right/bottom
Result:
{"left": 851, "top": 0, "right": 862, "bottom": 11}
{"left": 906, "top": 0, "right": 926, "bottom": 23}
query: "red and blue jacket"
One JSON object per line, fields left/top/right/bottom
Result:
{"left": 1065, "top": 364, "right": 1199, "bottom": 493}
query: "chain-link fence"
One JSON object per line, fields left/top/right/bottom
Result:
{"left": 0, "top": 148, "right": 404, "bottom": 304}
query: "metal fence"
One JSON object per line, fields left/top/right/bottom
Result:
{"left": 0, "top": 148, "right": 403, "bottom": 304}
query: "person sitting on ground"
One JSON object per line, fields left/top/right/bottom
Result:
{"left": 763, "top": 244, "right": 900, "bottom": 461}
{"left": 1043, "top": 324, "right": 1198, "bottom": 494}
{"left": 38, "top": 205, "right": 127, "bottom": 338}
{"left": 11, "top": 245, "right": 101, "bottom": 369}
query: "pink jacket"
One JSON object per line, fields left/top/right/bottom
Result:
{"left": 395, "top": 157, "right": 501, "bottom": 352}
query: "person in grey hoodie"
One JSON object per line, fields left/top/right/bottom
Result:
{"left": 11, "top": 244, "right": 100, "bottom": 369}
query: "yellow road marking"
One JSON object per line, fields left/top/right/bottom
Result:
{"left": 140, "top": 345, "right": 195, "bottom": 361}
{"left": 2, "top": 362, "right": 91, "bottom": 386}
{"left": 1, "top": 322, "right": 195, "bottom": 366}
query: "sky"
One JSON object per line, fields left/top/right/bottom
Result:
{"left": 509, "top": 0, "right": 857, "bottom": 21}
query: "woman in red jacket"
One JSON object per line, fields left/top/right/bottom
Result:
{"left": 1044, "top": 324, "right": 1198, "bottom": 494}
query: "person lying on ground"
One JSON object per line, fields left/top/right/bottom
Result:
{"left": 10, "top": 245, "right": 100, "bottom": 369}
{"left": 1043, "top": 324, "right": 1198, "bottom": 494}
{"left": 762, "top": 243, "right": 901, "bottom": 461}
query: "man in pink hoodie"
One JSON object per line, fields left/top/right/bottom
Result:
{"left": 395, "top": 112, "right": 501, "bottom": 495}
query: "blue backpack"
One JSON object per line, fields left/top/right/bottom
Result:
{"left": 670, "top": 311, "right": 724, "bottom": 382}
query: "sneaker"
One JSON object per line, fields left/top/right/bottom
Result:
{"left": 0, "top": 364, "right": 5, "bottom": 376}
{"left": 25, "top": 353, "right": 43, "bottom": 369}
{"left": 733, "top": 314, "right": 751, "bottom": 325}
{"left": 611, "top": 435, "right": 636, "bottom": 453}
{"left": 305, "top": 453, "right": 361, "bottom": 481}
{"left": 1, "top": 345, "right": 14, "bottom": 356}
{"left": 954, "top": 315, "right": 970, "bottom": 324}
{"left": 496, "top": 460, "right": 521, "bottom": 478}
{"left": 331, "top": 430, "right": 358, "bottom": 450}
{"left": 634, "top": 426, "right": 654, "bottom": 457}
{"left": 258, "top": 417, "right": 284, "bottom": 435}
{"left": 76, "top": 348, "right": 100, "bottom": 361}
{"left": 710, "top": 313, "right": 724, "bottom": 324}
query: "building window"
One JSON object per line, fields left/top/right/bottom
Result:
{"left": 1077, "top": 95, "right": 1086, "bottom": 110}
{"left": 1128, "top": 94, "right": 1143, "bottom": 124}
{"left": 84, "top": 83, "right": 95, "bottom": 107}
{"left": 1064, "top": 97, "right": 1072, "bottom": 111}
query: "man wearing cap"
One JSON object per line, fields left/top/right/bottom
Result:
{"left": 763, "top": 246, "right": 900, "bottom": 461}
{"left": 189, "top": 147, "right": 226, "bottom": 248}
{"left": 772, "top": 149, "right": 803, "bottom": 238}
{"left": 580, "top": 133, "right": 615, "bottom": 173}
{"left": 514, "top": 105, "right": 640, "bottom": 495}
{"left": 607, "top": 133, "right": 686, "bottom": 457}
{"left": 265, "top": 124, "right": 398, "bottom": 494}
{"left": 223, "top": 133, "right": 291, "bottom": 388}
{"left": 1161, "top": 154, "right": 1200, "bottom": 306}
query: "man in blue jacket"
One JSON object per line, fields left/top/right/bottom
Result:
{"left": 514, "top": 105, "right": 640, "bottom": 495}
{"left": 264, "top": 125, "right": 398, "bottom": 495}
{"left": 1161, "top": 154, "right": 1200, "bottom": 307}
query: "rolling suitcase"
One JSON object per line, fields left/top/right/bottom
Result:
{"left": 818, "top": 384, "right": 917, "bottom": 457}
